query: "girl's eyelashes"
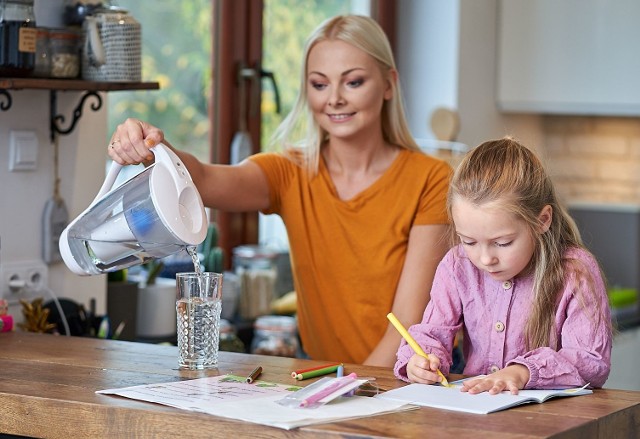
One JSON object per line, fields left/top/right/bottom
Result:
{"left": 346, "top": 78, "right": 364, "bottom": 88}
{"left": 458, "top": 237, "right": 513, "bottom": 247}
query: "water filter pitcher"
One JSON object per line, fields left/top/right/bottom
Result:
{"left": 59, "top": 144, "right": 207, "bottom": 275}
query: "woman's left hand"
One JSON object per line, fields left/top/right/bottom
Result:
{"left": 461, "top": 364, "right": 530, "bottom": 395}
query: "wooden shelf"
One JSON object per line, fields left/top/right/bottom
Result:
{"left": 0, "top": 77, "right": 160, "bottom": 92}
{"left": 0, "top": 77, "right": 161, "bottom": 141}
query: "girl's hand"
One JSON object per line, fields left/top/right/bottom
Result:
{"left": 461, "top": 364, "right": 530, "bottom": 395}
{"left": 108, "top": 118, "right": 165, "bottom": 165}
{"left": 406, "top": 353, "right": 444, "bottom": 384}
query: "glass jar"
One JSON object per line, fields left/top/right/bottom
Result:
{"left": 250, "top": 315, "right": 298, "bottom": 357}
{"left": 233, "top": 245, "right": 278, "bottom": 320}
{"left": 48, "top": 28, "right": 80, "bottom": 78}
{"left": 0, "top": 0, "right": 37, "bottom": 77}
{"left": 31, "top": 27, "right": 49, "bottom": 77}
{"left": 219, "top": 319, "right": 245, "bottom": 353}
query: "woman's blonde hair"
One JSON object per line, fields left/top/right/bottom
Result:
{"left": 269, "top": 15, "right": 421, "bottom": 175}
{"left": 447, "top": 137, "right": 607, "bottom": 350}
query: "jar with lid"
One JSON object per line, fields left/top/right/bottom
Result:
{"left": 219, "top": 319, "right": 245, "bottom": 353}
{"left": 233, "top": 245, "right": 278, "bottom": 320}
{"left": 0, "top": 0, "right": 37, "bottom": 77}
{"left": 48, "top": 27, "right": 79, "bottom": 78}
{"left": 250, "top": 315, "right": 298, "bottom": 357}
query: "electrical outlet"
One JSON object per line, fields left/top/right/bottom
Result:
{"left": 0, "top": 260, "right": 49, "bottom": 302}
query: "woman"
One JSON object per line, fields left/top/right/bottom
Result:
{"left": 108, "top": 15, "right": 452, "bottom": 366}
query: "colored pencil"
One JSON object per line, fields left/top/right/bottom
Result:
{"left": 295, "top": 364, "right": 343, "bottom": 380}
{"left": 387, "top": 312, "right": 450, "bottom": 387}
{"left": 246, "top": 366, "right": 263, "bottom": 384}
{"left": 291, "top": 362, "right": 342, "bottom": 378}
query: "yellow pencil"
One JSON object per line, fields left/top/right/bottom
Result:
{"left": 387, "top": 312, "right": 450, "bottom": 387}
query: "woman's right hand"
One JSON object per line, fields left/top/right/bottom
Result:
{"left": 406, "top": 353, "right": 443, "bottom": 384}
{"left": 107, "top": 118, "right": 165, "bottom": 165}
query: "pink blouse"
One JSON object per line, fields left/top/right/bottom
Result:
{"left": 394, "top": 245, "right": 612, "bottom": 389}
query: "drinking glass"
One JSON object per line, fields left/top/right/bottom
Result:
{"left": 176, "top": 272, "right": 223, "bottom": 369}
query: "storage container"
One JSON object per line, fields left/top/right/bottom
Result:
{"left": 81, "top": 6, "right": 140, "bottom": 81}
{"left": 250, "top": 315, "right": 298, "bottom": 357}
{"left": 48, "top": 27, "right": 79, "bottom": 78}
{"left": 0, "top": 0, "right": 36, "bottom": 77}
{"left": 234, "top": 245, "right": 278, "bottom": 320}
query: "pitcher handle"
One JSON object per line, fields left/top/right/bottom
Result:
{"left": 92, "top": 144, "right": 173, "bottom": 206}
{"left": 91, "top": 161, "right": 123, "bottom": 206}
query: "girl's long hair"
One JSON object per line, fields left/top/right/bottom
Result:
{"left": 447, "top": 137, "right": 604, "bottom": 349}
{"left": 269, "top": 15, "right": 421, "bottom": 175}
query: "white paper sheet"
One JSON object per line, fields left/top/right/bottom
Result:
{"left": 98, "top": 375, "right": 297, "bottom": 409}
{"left": 97, "top": 374, "right": 415, "bottom": 430}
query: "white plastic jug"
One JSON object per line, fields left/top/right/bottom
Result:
{"left": 59, "top": 144, "right": 207, "bottom": 276}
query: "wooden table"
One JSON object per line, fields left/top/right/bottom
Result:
{"left": 0, "top": 332, "right": 638, "bottom": 438}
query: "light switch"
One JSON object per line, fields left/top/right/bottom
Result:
{"left": 9, "top": 130, "right": 38, "bottom": 171}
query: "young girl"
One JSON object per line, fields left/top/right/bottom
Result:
{"left": 394, "top": 137, "right": 612, "bottom": 394}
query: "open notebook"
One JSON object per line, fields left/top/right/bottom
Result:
{"left": 376, "top": 379, "right": 591, "bottom": 414}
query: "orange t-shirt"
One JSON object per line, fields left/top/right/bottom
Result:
{"left": 249, "top": 149, "right": 451, "bottom": 363}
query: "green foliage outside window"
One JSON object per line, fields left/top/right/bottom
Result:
{"left": 108, "top": 0, "right": 212, "bottom": 162}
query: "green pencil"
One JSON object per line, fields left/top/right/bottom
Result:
{"left": 295, "top": 364, "right": 342, "bottom": 380}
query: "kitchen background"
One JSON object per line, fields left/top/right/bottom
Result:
{"left": 1, "top": 0, "right": 638, "bottom": 389}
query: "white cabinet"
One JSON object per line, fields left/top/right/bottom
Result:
{"left": 497, "top": 0, "right": 640, "bottom": 116}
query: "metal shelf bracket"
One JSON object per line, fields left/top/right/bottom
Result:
{"left": 50, "top": 90, "right": 103, "bottom": 142}
{"left": 0, "top": 89, "right": 12, "bottom": 111}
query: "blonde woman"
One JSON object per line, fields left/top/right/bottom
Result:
{"left": 395, "top": 137, "right": 612, "bottom": 392}
{"left": 109, "top": 15, "right": 452, "bottom": 367}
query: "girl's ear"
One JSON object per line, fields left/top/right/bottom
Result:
{"left": 538, "top": 204, "right": 553, "bottom": 233}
